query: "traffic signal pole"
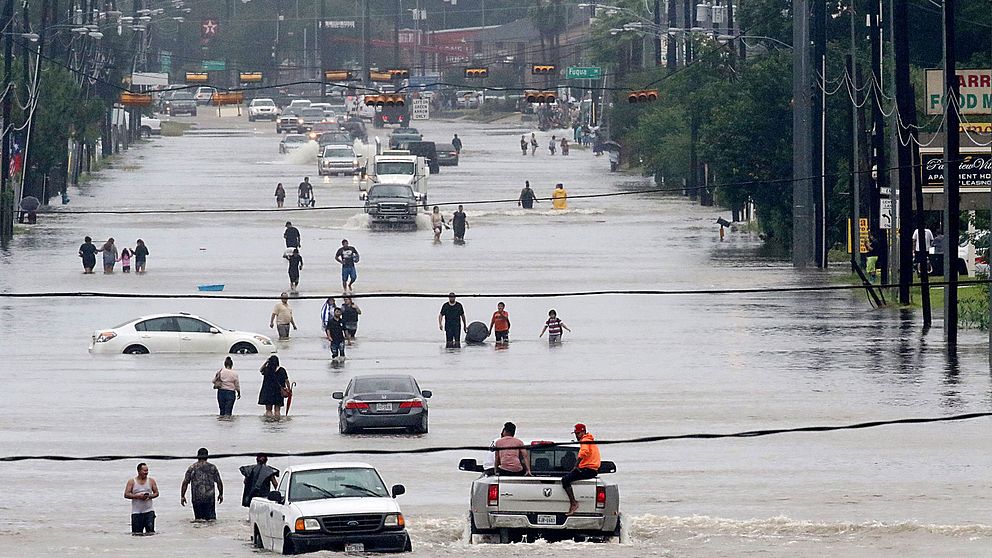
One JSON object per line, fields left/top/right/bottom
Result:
{"left": 653, "top": 0, "right": 661, "bottom": 66}
{"left": 1, "top": 0, "right": 14, "bottom": 240}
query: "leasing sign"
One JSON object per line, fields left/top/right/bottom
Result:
{"left": 925, "top": 69, "right": 992, "bottom": 115}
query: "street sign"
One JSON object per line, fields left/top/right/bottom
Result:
{"left": 880, "top": 198, "right": 893, "bottom": 230}
{"left": 565, "top": 66, "right": 602, "bottom": 79}
{"left": 412, "top": 99, "right": 430, "bottom": 120}
{"left": 323, "top": 20, "right": 356, "bottom": 29}
{"left": 202, "top": 60, "right": 226, "bottom": 71}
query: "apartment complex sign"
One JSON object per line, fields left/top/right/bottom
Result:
{"left": 925, "top": 69, "right": 992, "bottom": 115}
{"left": 920, "top": 151, "right": 992, "bottom": 188}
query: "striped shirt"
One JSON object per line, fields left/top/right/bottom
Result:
{"left": 321, "top": 301, "right": 338, "bottom": 328}
{"left": 545, "top": 318, "right": 563, "bottom": 335}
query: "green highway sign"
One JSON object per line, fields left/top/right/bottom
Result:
{"left": 202, "top": 60, "right": 226, "bottom": 71}
{"left": 565, "top": 66, "right": 602, "bottom": 79}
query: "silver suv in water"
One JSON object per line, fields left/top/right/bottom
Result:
{"left": 319, "top": 144, "right": 359, "bottom": 176}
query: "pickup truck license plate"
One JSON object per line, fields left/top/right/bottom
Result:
{"left": 537, "top": 514, "right": 557, "bottom": 525}
{"left": 376, "top": 403, "right": 393, "bottom": 412}
{"left": 344, "top": 542, "right": 365, "bottom": 552}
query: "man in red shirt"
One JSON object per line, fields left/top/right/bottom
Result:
{"left": 488, "top": 302, "right": 511, "bottom": 344}
{"left": 562, "top": 423, "right": 601, "bottom": 515}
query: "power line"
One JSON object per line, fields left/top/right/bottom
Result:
{"left": 1, "top": 279, "right": 988, "bottom": 300}
{"left": 1, "top": 411, "right": 987, "bottom": 462}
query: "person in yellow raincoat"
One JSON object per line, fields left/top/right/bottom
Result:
{"left": 552, "top": 183, "right": 568, "bottom": 210}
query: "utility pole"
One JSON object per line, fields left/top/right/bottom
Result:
{"left": 791, "top": 0, "right": 815, "bottom": 267}
{"left": 869, "top": 0, "right": 888, "bottom": 284}
{"left": 320, "top": 0, "right": 326, "bottom": 99}
{"left": 1, "top": 0, "right": 15, "bottom": 241}
{"left": 653, "top": 0, "right": 661, "bottom": 66}
{"left": 393, "top": 0, "right": 400, "bottom": 67}
{"left": 666, "top": 0, "right": 676, "bottom": 69}
{"left": 942, "top": 0, "right": 959, "bottom": 345}
{"left": 362, "top": 0, "right": 370, "bottom": 84}
{"left": 813, "top": 0, "right": 826, "bottom": 268}
{"left": 893, "top": 0, "right": 915, "bottom": 304}
{"left": 848, "top": 7, "right": 860, "bottom": 275}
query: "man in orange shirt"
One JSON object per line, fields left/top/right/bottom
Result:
{"left": 562, "top": 423, "right": 601, "bottom": 515}
{"left": 488, "top": 302, "right": 511, "bottom": 344}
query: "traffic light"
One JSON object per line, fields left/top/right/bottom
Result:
{"left": 185, "top": 72, "right": 208, "bottom": 83}
{"left": 324, "top": 70, "right": 356, "bottom": 81}
{"left": 531, "top": 64, "right": 556, "bottom": 75}
{"left": 369, "top": 70, "right": 393, "bottom": 82}
{"left": 239, "top": 72, "right": 263, "bottom": 83}
{"left": 464, "top": 67, "right": 489, "bottom": 78}
{"left": 365, "top": 95, "right": 406, "bottom": 107}
{"left": 627, "top": 89, "right": 659, "bottom": 103}
{"left": 388, "top": 68, "right": 410, "bottom": 79}
{"left": 525, "top": 90, "right": 557, "bottom": 104}
{"left": 119, "top": 92, "right": 153, "bottom": 106}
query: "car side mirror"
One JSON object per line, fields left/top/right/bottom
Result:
{"left": 459, "top": 458, "right": 484, "bottom": 473}
{"left": 209, "top": 327, "right": 220, "bottom": 334}
{"left": 267, "top": 490, "right": 284, "bottom": 504}
{"left": 391, "top": 484, "right": 405, "bottom": 498}
{"left": 598, "top": 461, "right": 617, "bottom": 474}
{"left": 421, "top": 390, "right": 432, "bottom": 399}
{"left": 332, "top": 392, "right": 344, "bottom": 400}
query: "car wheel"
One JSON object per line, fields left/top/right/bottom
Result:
{"left": 249, "top": 115, "right": 255, "bottom": 122}
{"left": 253, "top": 526, "right": 264, "bottom": 549}
{"left": 339, "top": 416, "right": 353, "bottom": 434}
{"left": 140, "top": 126, "right": 151, "bottom": 138}
{"left": 402, "top": 535, "right": 412, "bottom": 552}
{"left": 282, "top": 529, "right": 296, "bottom": 555}
{"left": 123, "top": 345, "right": 149, "bottom": 355}
{"left": 230, "top": 342, "right": 257, "bottom": 354}
{"left": 417, "top": 413, "right": 428, "bottom": 434}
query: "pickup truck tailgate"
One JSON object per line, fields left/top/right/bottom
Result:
{"left": 495, "top": 477, "right": 599, "bottom": 514}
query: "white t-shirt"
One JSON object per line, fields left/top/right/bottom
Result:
{"left": 912, "top": 228, "right": 934, "bottom": 252}
{"left": 482, "top": 438, "right": 499, "bottom": 470}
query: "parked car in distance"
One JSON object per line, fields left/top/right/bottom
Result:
{"left": 287, "top": 99, "right": 312, "bottom": 111}
{"left": 140, "top": 116, "right": 162, "bottom": 138}
{"left": 249, "top": 98, "right": 279, "bottom": 121}
{"left": 340, "top": 119, "right": 368, "bottom": 142}
{"left": 319, "top": 145, "right": 359, "bottom": 176}
{"left": 277, "top": 110, "right": 306, "bottom": 133}
{"left": 307, "top": 121, "right": 340, "bottom": 141}
{"left": 404, "top": 141, "right": 439, "bottom": 174}
{"left": 334, "top": 374, "right": 431, "bottom": 433}
{"left": 249, "top": 462, "right": 411, "bottom": 554}
{"left": 435, "top": 142, "right": 459, "bottom": 166}
{"left": 388, "top": 128, "right": 422, "bottom": 149}
{"left": 194, "top": 86, "right": 217, "bottom": 105}
{"left": 89, "top": 313, "right": 276, "bottom": 355}
{"left": 318, "top": 131, "right": 353, "bottom": 149}
{"left": 299, "top": 108, "right": 326, "bottom": 131}
{"left": 163, "top": 91, "right": 197, "bottom": 116}
{"left": 309, "top": 102, "right": 335, "bottom": 119}
{"left": 280, "top": 134, "right": 309, "bottom": 154}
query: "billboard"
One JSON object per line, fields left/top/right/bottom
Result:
{"left": 925, "top": 68, "right": 992, "bottom": 115}
{"left": 920, "top": 151, "right": 992, "bottom": 188}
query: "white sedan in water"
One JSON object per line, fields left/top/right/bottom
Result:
{"left": 89, "top": 313, "right": 277, "bottom": 355}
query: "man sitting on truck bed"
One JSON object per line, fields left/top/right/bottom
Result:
{"left": 494, "top": 422, "right": 531, "bottom": 477}
{"left": 563, "top": 423, "right": 601, "bottom": 515}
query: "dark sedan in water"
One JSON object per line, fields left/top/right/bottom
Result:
{"left": 334, "top": 375, "right": 431, "bottom": 434}
{"left": 435, "top": 142, "right": 460, "bottom": 166}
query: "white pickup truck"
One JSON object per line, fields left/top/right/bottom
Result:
{"left": 249, "top": 462, "right": 412, "bottom": 554}
{"left": 365, "top": 151, "right": 428, "bottom": 208}
{"left": 459, "top": 442, "right": 622, "bottom": 544}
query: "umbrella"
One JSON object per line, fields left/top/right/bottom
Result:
{"left": 284, "top": 381, "right": 296, "bottom": 416}
{"left": 19, "top": 196, "right": 40, "bottom": 212}
{"left": 601, "top": 141, "right": 622, "bottom": 152}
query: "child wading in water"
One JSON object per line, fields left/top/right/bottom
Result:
{"left": 119, "top": 248, "right": 133, "bottom": 273}
{"left": 539, "top": 309, "right": 571, "bottom": 345}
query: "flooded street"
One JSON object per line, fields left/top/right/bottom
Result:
{"left": 1, "top": 112, "right": 991, "bottom": 558}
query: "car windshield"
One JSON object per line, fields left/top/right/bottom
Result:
{"left": 253, "top": 99, "right": 274, "bottom": 106}
{"left": 376, "top": 162, "right": 415, "bottom": 175}
{"left": 353, "top": 377, "right": 415, "bottom": 394}
{"left": 323, "top": 148, "right": 353, "bottom": 158}
{"left": 284, "top": 136, "right": 306, "bottom": 143}
{"left": 302, "top": 108, "right": 323, "bottom": 117}
{"left": 289, "top": 468, "right": 389, "bottom": 502}
{"left": 172, "top": 92, "right": 194, "bottom": 100}
{"left": 396, "top": 128, "right": 419, "bottom": 135}
{"left": 437, "top": 143, "right": 455, "bottom": 151}
{"left": 313, "top": 123, "right": 337, "bottom": 131}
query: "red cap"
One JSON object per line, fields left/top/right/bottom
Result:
{"left": 573, "top": 423, "right": 586, "bottom": 433}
